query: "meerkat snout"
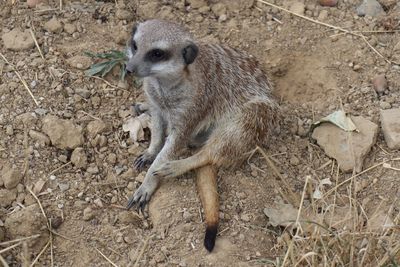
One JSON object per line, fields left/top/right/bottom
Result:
{"left": 125, "top": 20, "right": 199, "bottom": 79}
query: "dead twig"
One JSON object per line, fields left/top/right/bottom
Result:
{"left": 29, "top": 241, "right": 50, "bottom": 267}
{"left": 0, "top": 53, "right": 40, "bottom": 106}
{"left": 29, "top": 29, "right": 45, "bottom": 60}
{"left": 0, "top": 254, "right": 9, "bottom": 267}
{"left": 95, "top": 247, "right": 119, "bottom": 267}
{"left": 0, "top": 235, "right": 41, "bottom": 246}
{"left": 133, "top": 235, "right": 153, "bottom": 267}
{"left": 0, "top": 242, "right": 22, "bottom": 254}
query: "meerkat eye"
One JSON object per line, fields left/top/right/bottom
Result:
{"left": 131, "top": 41, "right": 137, "bottom": 51}
{"left": 145, "top": 49, "right": 170, "bottom": 63}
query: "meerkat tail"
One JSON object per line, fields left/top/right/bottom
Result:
{"left": 196, "top": 164, "right": 219, "bottom": 252}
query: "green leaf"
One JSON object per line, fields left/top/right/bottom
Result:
{"left": 84, "top": 61, "right": 112, "bottom": 77}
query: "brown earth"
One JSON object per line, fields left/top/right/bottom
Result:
{"left": 0, "top": 0, "right": 399, "bottom": 266}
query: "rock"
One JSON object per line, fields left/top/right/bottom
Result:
{"left": 379, "top": 101, "right": 391, "bottom": 109}
{"left": 1, "top": 165, "right": 23, "bottom": 189}
{"left": 290, "top": 2, "right": 305, "bottom": 15}
{"left": 87, "top": 120, "right": 107, "bottom": 137}
{"left": 211, "top": 3, "right": 227, "bottom": 17}
{"left": 27, "top": 0, "right": 43, "bottom": 8}
{"left": 4, "top": 204, "right": 48, "bottom": 248}
{"left": 312, "top": 116, "right": 378, "bottom": 173}
{"left": 356, "top": 0, "right": 385, "bottom": 17}
{"left": 114, "top": 30, "right": 129, "bottom": 45}
{"left": 44, "top": 17, "right": 63, "bottom": 33}
{"left": 117, "top": 211, "right": 141, "bottom": 225}
{"left": 83, "top": 207, "right": 95, "bottom": 221}
{"left": 29, "top": 130, "right": 51, "bottom": 145}
{"left": 116, "top": 9, "right": 133, "bottom": 21}
{"left": 93, "top": 198, "right": 103, "bottom": 207}
{"left": 75, "top": 88, "right": 91, "bottom": 99}
{"left": 66, "top": 55, "right": 92, "bottom": 70}
{"left": 15, "top": 112, "right": 38, "bottom": 128}
{"left": 42, "top": 115, "right": 84, "bottom": 150}
{"left": 58, "top": 182, "right": 70, "bottom": 192}
{"left": 63, "top": 23, "right": 76, "bottom": 34}
{"left": 319, "top": 0, "right": 337, "bottom": 7}
{"left": 372, "top": 74, "right": 387, "bottom": 94}
{"left": 71, "top": 147, "right": 88, "bottom": 169}
{"left": 87, "top": 165, "right": 99, "bottom": 174}
{"left": 380, "top": 109, "right": 400, "bottom": 149}
{"left": 2, "top": 29, "right": 35, "bottom": 51}
{"left": 187, "top": 0, "right": 207, "bottom": 9}
{"left": 0, "top": 189, "right": 17, "bottom": 207}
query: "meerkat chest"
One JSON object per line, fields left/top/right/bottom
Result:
{"left": 144, "top": 78, "right": 190, "bottom": 110}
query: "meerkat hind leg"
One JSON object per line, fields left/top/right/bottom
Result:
{"left": 152, "top": 149, "right": 210, "bottom": 178}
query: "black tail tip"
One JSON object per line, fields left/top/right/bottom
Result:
{"left": 204, "top": 225, "right": 218, "bottom": 252}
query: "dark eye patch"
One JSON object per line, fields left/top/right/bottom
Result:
{"left": 145, "top": 49, "right": 171, "bottom": 63}
{"left": 131, "top": 40, "right": 137, "bottom": 51}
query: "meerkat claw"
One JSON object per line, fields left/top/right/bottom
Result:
{"left": 133, "top": 154, "right": 152, "bottom": 171}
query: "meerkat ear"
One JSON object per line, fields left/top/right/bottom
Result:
{"left": 131, "top": 24, "right": 137, "bottom": 36}
{"left": 182, "top": 43, "right": 199, "bottom": 65}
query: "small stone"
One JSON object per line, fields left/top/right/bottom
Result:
{"left": 127, "top": 181, "right": 135, "bottom": 191}
{"left": 29, "top": 130, "right": 50, "bottom": 145}
{"left": 380, "top": 101, "right": 391, "bottom": 109}
{"left": 187, "top": 0, "right": 207, "bottom": 9}
{"left": 289, "top": 156, "right": 300, "bottom": 166}
{"left": 353, "top": 64, "right": 362, "bottom": 71}
{"left": 83, "top": 207, "right": 95, "bottom": 221}
{"left": 44, "top": 17, "right": 63, "bottom": 33}
{"left": 71, "top": 147, "right": 88, "bottom": 169}
{"left": 0, "top": 189, "right": 17, "bottom": 207}
{"left": 34, "top": 108, "right": 48, "bottom": 116}
{"left": 116, "top": 9, "right": 133, "bottom": 20}
{"left": 63, "top": 23, "right": 76, "bottom": 34}
{"left": 211, "top": 3, "right": 227, "bottom": 17}
{"left": 135, "top": 172, "right": 145, "bottom": 183}
{"left": 5, "top": 125, "right": 13, "bottom": 135}
{"left": 182, "top": 210, "right": 192, "bottom": 222}
{"left": 372, "top": 74, "right": 387, "bottom": 94}
{"left": 319, "top": 0, "right": 337, "bottom": 7}
{"left": 66, "top": 55, "right": 92, "bottom": 70}
{"left": 114, "top": 30, "right": 129, "bottom": 45}
{"left": 93, "top": 198, "right": 103, "bottom": 208}
{"left": 87, "top": 120, "right": 107, "bottom": 138}
{"left": 312, "top": 116, "right": 378, "bottom": 173}
{"left": 117, "top": 211, "right": 141, "bottom": 225}
{"left": 27, "top": 0, "right": 43, "bottom": 8}
{"left": 290, "top": 2, "right": 305, "bottom": 15}
{"left": 380, "top": 109, "right": 400, "bottom": 149}
{"left": 356, "top": 0, "right": 385, "bottom": 17}
{"left": 58, "top": 182, "right": 70, "bottom": 192}
{"left": 58, "top": 154, "right": 68, "bottom": 163}
{"left": 1, "top": 165, "right": 23, "bottom": 189}
{"left": 2, "top": 29, "right": 35, "bottom": 51}
{"left": 241, "top": 214, "right": 250, "bottom": 222}
{"left": 318, "top": 10, "right": 329, "bottom": 20}
{"left": 75, "top": 88, "right": 91, "bottom": 99}
{"left": 87, "top": 165, "right": 99, "bottom": 174}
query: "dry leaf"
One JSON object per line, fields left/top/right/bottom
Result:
{"left": 122, "top": 113, "right": 151, "bottom": 143}
{"left": 312, "top": 110, "right": 358, "bottom": 132}
{"left": 367, "top": 209, "right": 394, "bottom": 232}
{"left": 324, "top": 206, "right": 359, "bottom": 231}
{"left": 33, "top": 179, "right": 46, "bottom": 195}
{"left": 313, "top": 178, "right": 332, "bottom": 199}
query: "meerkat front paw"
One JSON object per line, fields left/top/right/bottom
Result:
{"left": 126, "top": 182, "right": 156, "bottom": 213}
{"left": 152, "top": 161, "right": 186, "bottom": 179}
{"left": 133, "top": 152, "right": 155, "bottom": 171}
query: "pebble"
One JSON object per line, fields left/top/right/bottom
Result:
{"left": 380, "top": 109, "right": 400, "bottom": 149}
{"left": 75, "top": 88, "right": 91, "bottom": 99}
{"left": 117, "top": 211, "right": 141, "bottom": 225}
{"left": 379, "top": 101, "right": 391, "bottom": 109}
{"left": 63, "top": 23, "right": 76, "bottom": 34}
{"left": 356, "top": 0, "right": 385, "bottom": 17}
{"left": 241, "top": 214, "right": 250, "bottom": 222}
{"left": 58, "top": 182, "right": 70, "bottom": 192}
{"left": 44, "top": 17, "right": 63, "bottom": 33}
{"left": 116, "top": 9, "right": 133, "bottom": 21}
{"left": 290, "top": 2, "right": 305, "bottom": 15}
{"left": 372, "top": 74, "right": 387, "bottom": 94}
{"left": 94, "top": 198, "right": 103, "bottom": 208}
{"left": 0, "top": 189, "right": 17, "bottom": 207}
{"left": 87, "top": 120, "right": 107, "bottom": 138}
{"left": 71, "top": 147, "right": 88, "bottom": 169}
{"left": 318, "top": 10, "right": 329, "bottom": 21}
{"left": 319, "top": 0, "right": 337, "bottom": 7}
{"left": 83, "top": 207, "right": 95, "bottom": 221}
{"left": 289, "top": 156, "right": 300, "bottom": 166}
{"left": 2, "top": 29, "right": 35, "bottom": 51}
{"left": 66, "top": 55, "right": 92, "bottom": 70}
{"left": 1, "top": 165, "right": 22, "bottom": 189}
{"left": 29, "top": 130, "right": 51, "bottom": 146}
{"left": 87, "top": 165, "right": 99, "bottom": 174}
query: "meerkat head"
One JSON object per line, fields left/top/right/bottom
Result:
{"left": 126, "top": 20, "right": 199, "bottom": 80}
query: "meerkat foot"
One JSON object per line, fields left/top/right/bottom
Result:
{"left": 126, "top": 183, "right": 155, "bottom": 212}
{"left": 133, "top": 152, "right": 155, "bottom": 171}
{"left": 131, "top": 102, "right": 149, "bottom": 116}
{"left": 152, "top": 160, "right": 187, "bottom": 179}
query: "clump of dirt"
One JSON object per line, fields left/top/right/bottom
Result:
{"left": 0, "top": 0, "right": 399, "bottom": 266}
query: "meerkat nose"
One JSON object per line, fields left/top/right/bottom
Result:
{"left": 126, "top": 62, "right": 137, "bottom": 74}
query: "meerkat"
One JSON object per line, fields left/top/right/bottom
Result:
{"left": 125, "top": 19, "right": 279, "bottom": 252}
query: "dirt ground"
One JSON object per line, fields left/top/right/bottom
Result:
{"left": 0, "top": 0, "right": 400, "bottom": 266}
